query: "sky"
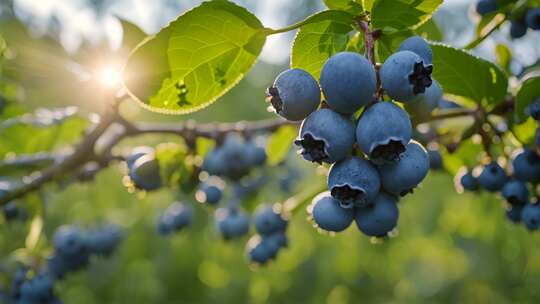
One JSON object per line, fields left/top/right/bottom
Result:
{"left": 8, "top": 0, "right": 540, "bottom": 67}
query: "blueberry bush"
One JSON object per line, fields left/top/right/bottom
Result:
{"left": 2, "top": 0, "right": 540, "bottom": 303}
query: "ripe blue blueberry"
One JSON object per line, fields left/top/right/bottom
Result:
{"left": 398, "top": 36, "right": 433, "bottom": 64}
{"left": 320, "top": 52, "right": 377, "bottom": 114}
{"left": 19, "top": 272, "right": 55, "bottom": 303}
{"left": 295, "top": 108, "right": 355, "bottom": 164}
{"left": 264, "top": 232, "right": 288, "bottom": 253}
{"left": 356, "top": 101, "right": 412, "bottom": 163}
{"left": 157, "top": 202, "right": 193, "bottom": 235}
{"left": 196, "top": 179, "right": 224, "bottom": 205}
{"left": 428, "top": 148, "right": 443, "bottom": 170}
{"left": 526, "top": 8, "right": 540, "bottom": 30}
{"left": 129, "top": 154, "right": 161, "bottom": 191}
{"left": 126, "top": 146, "right": 154, "bottom": 169}
{"left": 246, "top": 235, "right": 275, "bottom": 265}
{"left": 327, "top": 157, "right": 381, "bottom": 208}
{"left": 53, "top": 226, "right": 88, "bottom": 258}
{"left": 85, "top": 224, "right": 123, "bottom": 256}
{"left": 3, "top": 201, "right": 19, "bottom": 221}
{"left": 501, "top": 180, "right": 529, "bottom": 206}
{"left": 254, "top": 205, "right": 287, "bottom": 236}
{"left": 267, "top": 69, "right": 321, "bottom": 121}
{"left": 526, "top": 99, "right": 540, "bottom": 120}
{"left": 510, "top": 20, "right": 528, "bottom": 38}
{"left": 405, "top": 79, "right": 443, "bottom": 121}
{"left": 476, "top": 0, "right": 498, "bottom": 16}
{"left": 215, "top": 207, "right": 250, "bottom": 240}
{"left": 310, "top": 191, "right": 354, "bottom": 232}
{"left": 536, "top": 127, "right": 540, "bottom": 147}
{"left": 522, "top": 203, "right": 540, "bottom": 230}
{"left": 354, "top": 192, "right": 399, "bottom": 237}
{"left": 457, "top": 170, "right": 479, "bottom": 191}
{"left": 506, "top": 205, "right": 523, "bottom": 223}
{"left": 245, "top": 138, "right": 267, "bottom": 166}
{"left": 377, "top": 141, "right": 430, "bottom": 196}
{"left": 380, "top": 51, "right": 433, "bottom": 103}
{"left": 477, "top": 161, "right": 508, "bottom": 192}
{"left": 202, "top": 149, "right": 226, "bottom": 176}
{"left": 219, "top": 134, "right": 253, "bottom": 179}
{"left": 512, "top": 149, "right": 540, "bottom": 182}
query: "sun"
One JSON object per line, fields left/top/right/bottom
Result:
{"left": 95, "top": 64, "right": 122, "bottom": 89}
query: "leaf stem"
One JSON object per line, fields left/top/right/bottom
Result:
{"left": 265, "top": 17, "right": 315, "bottom": 35}
{"left": 464, "top": 14, "right": 506, "bottom": 50}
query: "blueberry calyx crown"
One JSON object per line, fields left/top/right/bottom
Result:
{"left": 371, "top": 140, "right": 406, "bottom": 163}
{"left": 295, "top": 134, "right": 328, "bottom": 163}
{"left": 330, "top": 185, "right": 366, "bottom": 209}
{"left": 408, "top": 62, "right": 433, "bottom": 94}
{"left": 266, "top": 86, "right": 283, "bottom": 114}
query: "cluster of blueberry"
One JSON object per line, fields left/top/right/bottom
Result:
{"left": 1, "top": 182, "right": 27, "bottom": 223}
{"left": 476, "top": 0, "right": 540, "bottom": 38}
{"left": 246, "top": 205, "right": 289, "bottom": 265}
{"left": 267, "top": 36, "right": 435, "bottom": 238}
{"left": 157, "top": 202, "right": 193, "bottom": 235}
{"left": 456, "top": 102, "right": 540, "bottom": 231}
{"left": 8, "top": 224, "right": 122, "bottom": 304}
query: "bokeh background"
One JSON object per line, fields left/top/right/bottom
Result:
{"left": 1, "top": 0, "right": 540, "bottom": 303}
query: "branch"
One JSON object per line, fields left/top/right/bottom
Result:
{"left": 464, "top": 14, "right": 506, "bottom": 50}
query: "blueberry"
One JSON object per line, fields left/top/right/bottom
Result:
{"left": 202, "top": 149, "right": 226, "bottom": 176}
{"left": 522, "top": 203, "right": 540, "bottom": 231}
{"left": 354, "top": 193, "right": 399, "bottom": 237}
{"left": 126, "top": 146, "right": 154, "bottom": 169}
{"left": 356, "top": 101, "right": 412, "bottom": 163}
{"left": 246, "top": 236, "right": 273, "bottom": 265}
{"left": 219, "top": 134, "right": 253, "bottom": 179}
{"left": 457, "top": 170, "right": 479, "bottom": 191}
{"left": 501, "top": 180, "right": 529, "bottom": 206}
{"left": 380, "top": 51, "right": 433, "bottom": 103}
{"left": 377, "top": 140, "right": 430, "bottom": 196}
{"left": 19, "top": 272, "right": 55, "bottom": 302}
{"left": 526, "top": 99, "right": 540, "bottom": 120}
{"left": 428, "top": 148, "right": 443, "bottom": 170}
{"left": 320, "top": 52, "right": 377, "bottom": 114}
{"left": 267, "top": 69, "right": 321, "bottom": 121}
{"left": 327, "top": 157, "right": 381, "bottom": 208}
{"left": 295, "top": 108, "right": 355, "bottom": 164}
{"left": 85, "top": 224, "right": 123, "bottom": 256}
{"left": 196, "top": 180, "right": 223, "bottom": 205}
{"left": 245, "top": 138, "right": 267, "bottom": 167}
{"left": 536, "top": 128, "right": 540, "bottom": 147}
{"left": 526, "top": 8, "right": 540, "bottom": 30}
{"left": 506, "top": 205, "right": 523, "bottom": 223}
{"left": 405, "top": 79, "right": 443, "bottom": 121}
{"left": 254, "top": 205, "right": 287, "bottom": 236}
{"left": 310, "top": 191, "right": 354, "bottom": 232}
{"left": 512, "top": 149, "right": 540, "bottom": 183}
{"left": 264, "top": 232, "right": 288, "bottom": 252}
{"left": 398, "top": 36, "right": 433, "bottom": 64}
{"left": 510, "top": 20, "right": 528, "bottom": 38}
{"left": 215, "top": 207, "right": 250, "bottom": 240}
{"left": 158, "top": 202, "right": 193, "bottom": 235}
{"left": 477, "top": 161, "right": 508, "bottom": 192}
{"left": 3, "top": 201, "right": 19, "bottom": 221}
{"left": 475, "top": 0, "right": 498, "bottom": 16}
{"left": 53, "top": 226, "right": 88, "bottom": 258}
{"left": 129, "top": 154, "right": 161, "bottom": 191}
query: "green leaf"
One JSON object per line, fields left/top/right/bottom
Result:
{"left": 323, "top": 0, "right": 363, "bottom": 14}
{"left": 361, "top": 0, "right": 375, "bottom": 11}
{"left": 266, "top": 125, "right": 298, "bottom": 166}
{"left": 515, "top": 75, "right": 540, "bottom": 123}
{"left": 415, "top": 19, "right": 443, "bottom": 41}
{"left": 430, "top": 43, "right": 508, "bottom": 107}
{"left": 512, "top": 117, "right": 537, "bottom": 145}
{"left": 123, "top": 0, "right": 266, "bottom": 114}
{"left": 0, "top": 34, "right": 6, "bottom": 57}
{"left": 375, "top": 30, "right": 413, "bottom": 62}
{"left": 291, "top": 10, "right": 355, "bottom": 79}
{"left": 495, "top": 43, "right": 512, "bottom": 74}
{"left": 371, "top": 0, "right": 443, "bottom": 32}
{"left": 119, "top": 18, "right": 147, "bottom": 51}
